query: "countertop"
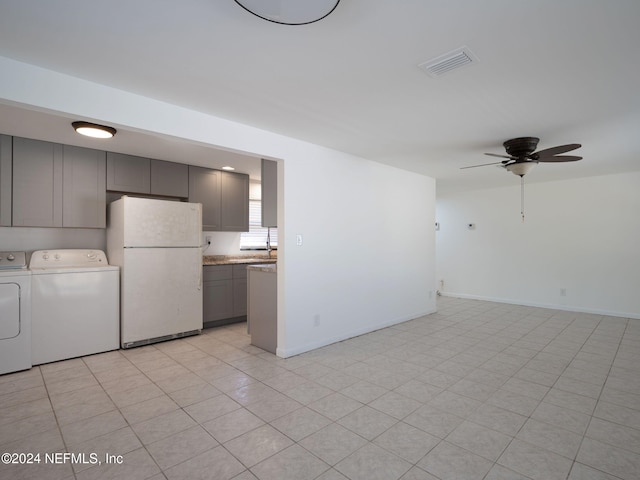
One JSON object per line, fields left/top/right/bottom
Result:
{"left": 202, "top": 255, "right": 277, "bottom": 266}
{"left": 246, "top": 263, "right": 277, "bottom": 273}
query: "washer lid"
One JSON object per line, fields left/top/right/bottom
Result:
{"left": 29, "top": 249, "right": 112, "bottom": 269}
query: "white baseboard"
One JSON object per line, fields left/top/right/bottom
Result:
{"left": 276, "top": 307, "right": 438, "bottom": 358}
{"left": 440, "top": 292, "right": 640, "bottom": 320}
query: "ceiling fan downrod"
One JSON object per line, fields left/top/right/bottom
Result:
{"left": 520, "top": 175, "right": 525, "bottom": 223}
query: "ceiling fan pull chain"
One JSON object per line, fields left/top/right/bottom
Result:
{"left": 521, "top": 175, "right": 525, "bottom": 222}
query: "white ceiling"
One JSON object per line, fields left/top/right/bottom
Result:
{"left": 0, "top": 0, "right": 639, "bottom": 190}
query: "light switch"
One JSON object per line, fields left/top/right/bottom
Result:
{"left": 296, "top": 234, "right": 303, "bottom": 246}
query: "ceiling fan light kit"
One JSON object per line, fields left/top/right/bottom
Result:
{"left": 461, "top": 136, "right": 583, "bottom": 222}
{"left": 505, "top": 161, "right": 537, "bottom": 177}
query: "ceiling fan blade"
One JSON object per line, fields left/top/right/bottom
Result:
{"left": 536, "top": 155, "right": 582, "bottom": 163}
{"left": 461, "top": 161, "right": 506, "bottom": 169}
{"left": 484, "top": 153, "right": 515, "bottom": 159}
{"left": 532, "top": 143, "right": 581, "bottom": 159}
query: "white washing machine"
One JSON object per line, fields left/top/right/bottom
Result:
{"left": 0, "top": 251, "right": 31, "bottom": 375}
{"left": 30, "top": 249, "right": 120, "bottom": 365}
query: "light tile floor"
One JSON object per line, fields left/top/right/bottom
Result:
{"left": 1, "top": 297, "right": 640, "bottom": 480}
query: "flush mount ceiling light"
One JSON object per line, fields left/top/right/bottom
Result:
{"left": 234, "top": 0, "right": 340, "bottom": 25}
{"left": 72, "top": 121, "right": 117, "bottom": 139}
{"left": 222, "top": 166, "right": 235, "bottom": 171}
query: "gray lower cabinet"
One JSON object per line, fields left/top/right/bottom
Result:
{"left": 232, "top": 265, "right": 248, "bottom": 317}
{"left": 248, "top": 266, "right": 277, "bottom": 354}
{"left": 0, "top": 135, "right": 11, "bottom": 226}
{"left": 202, "top": 264, "right": 250, "bottom": 326}
{"left": 12, "top": 137, "right": 107, "bottom": 228}
{"left": 203, "top": 265, "right": 234, "bottom": 323}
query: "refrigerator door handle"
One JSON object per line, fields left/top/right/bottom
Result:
{"left": 198, "top": 266, "right": 202, "bottom": 291}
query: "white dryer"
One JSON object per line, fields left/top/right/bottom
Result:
{"left": 30, "top": 249, "right": 119, "bottom": 365}
{"left": 0, "top": 251, "right": 31, "bottom": 375}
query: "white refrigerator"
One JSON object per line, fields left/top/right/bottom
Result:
{"left": 107, "top": 196, "right": 203, "bottom": 348}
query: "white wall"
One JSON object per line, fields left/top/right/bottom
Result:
{"left": 0, "top": 56, "right": 437, "bottom": 356}
{"left": 0, "top": 227, "right": 105, "bottom": 256}
{"left": 279, "top": 144, "right": 436, "bottom": 356}
{"left": 201, "top": 232, "right": 244, "bottom": 255}
{"left": 436, "top": 172, "right": 640, "bottom": 318}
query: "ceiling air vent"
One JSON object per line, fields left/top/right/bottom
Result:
{"left": 418, "top": 46, "right": 478, "bottom": 78}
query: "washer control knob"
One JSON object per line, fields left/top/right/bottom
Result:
{"left": 43, "top": 254, "right": 49, "bottom": 260}
{"left": 54, "top": 254, "right": 60, "bottom": 260}
{"left": 7, "top": 254, "right": 15, "bottom": 261}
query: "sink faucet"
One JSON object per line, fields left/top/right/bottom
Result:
{"left": 266, "top": 227, "right": 272, "bottom": 258}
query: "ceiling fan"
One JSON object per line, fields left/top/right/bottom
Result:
{"left": 462, "top": 137, "right": 582, "bottom": 176}
{"left": 461, "top": 137, "right": 582, "bottom": 221}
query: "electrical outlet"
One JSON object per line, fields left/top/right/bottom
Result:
{"left": 560, "top": 288, "right": 567, "bottom": 296}
{"left": 313, "top": 314, "right": 320, "bottom": 327}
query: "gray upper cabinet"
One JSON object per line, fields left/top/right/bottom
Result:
{"left": 106, "top": 152, "right": 151, "bottom": 194}
{"left": 12, "top": 137, "right": 64, "bottom": 227}
{"left": 151, "top": 160, "right": 188, "bottom": 198}
{"left": 12, "top": 137, "right": 106, "bottom": 228}
{"left": 261, "top": 159, "right": 277, "bottom": 227}
{"left": 221, "top": 171, "right": 249, "bottom": 232}
{"left": 62, "top": 145, "right": 106, "bottom": 228}
{"left": 188, "top": 167, "right": 249, "bottom": 232}
{"left": 107, "top": 153, "right": 188, "bottom": 198}
{"left": 0, "top": 135, "right": 11, "bottom": 226}
{"left": 189, "top": 166, "right": 221, "bottom": 230}
{"left": 5, "top": 134, "right": 248, "bottom": 230}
